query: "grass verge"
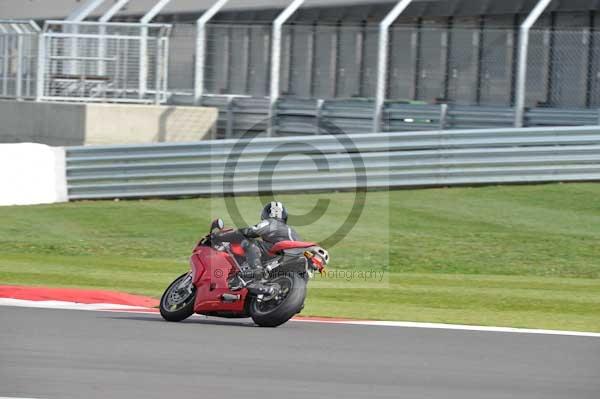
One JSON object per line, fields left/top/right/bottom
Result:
{"left": 1, "top": 183, "right": 599, "bottom": 331}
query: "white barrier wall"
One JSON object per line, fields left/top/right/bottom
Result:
{"left": 0, "top": 144, "right": 68, "bottom": 206}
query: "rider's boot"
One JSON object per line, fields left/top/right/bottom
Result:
{"left": 235, "top": 240, "right": 277, "bottom": 296}
{"left": 246, "top": 280, "right": 276, "bottom": 296}
{"left": 228, "top": 266, "right": 275, "bottom": 296}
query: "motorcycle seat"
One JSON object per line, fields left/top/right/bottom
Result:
{"left": 268, "top": 240, "right": 317, "bottom": 256}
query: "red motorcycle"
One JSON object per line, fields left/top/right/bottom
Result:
{"left": 159, "top": 219, "right": 329, "bottom": 327}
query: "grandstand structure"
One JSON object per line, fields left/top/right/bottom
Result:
{"left": 1, "top": 0, "right": 600, "bottom": 136}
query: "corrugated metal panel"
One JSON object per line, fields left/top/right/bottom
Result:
{"left": 312, "top": 25, "right": 337, "bottom": 98}
{"left": 247, "top": 25, "right": 271, "bottom": 97}
{"left": 168, "top": 96, "right": 600, "bottom": 137}
{"left": 167, "top": 24, "right": 195, "bottom": 91}
{"left": 359, "top": 26, "right": 378, "bottom": 98}
{"left": 228, "top": 26, "right": 250, "bottom": 94}
{"left": 205, "top": 24, "right": 230, "bottom": 94}
{"left": 287, "top": 25, "right": 314, "bottom": 98}
{"left": 389, "top": 21, "right": 419, "bottom": 101}
{"left": 416, "top": 18, "right": 448, "bottom": 102}
{"left": 479, "top": 16, "right": 515, "bottom": 106}
{"left": 446, "top": 18, "right": 480, "bottom": 105}
{"left": 336, "top": 26, "right": 362, "bottom": 98}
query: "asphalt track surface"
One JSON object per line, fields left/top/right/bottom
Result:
{"left": 1, "top": 306, "right": 599, "bottom": 399}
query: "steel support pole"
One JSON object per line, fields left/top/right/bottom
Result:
{"left": 162, "top": 35, "right": 169, "bottom": 102}
{"left": 98, "top": 0, "right": 131, "bottom": 75}
{"left": 2, "top": 36, "right": 8, "bottom": 97}
{"left": 268, "top": 0, "right": 305, "bottom": 136}
{"left": 67, "top": 0, "right": 106, "bottom": 21}
{"left": 35, "top": 30, "right": 45, "bottom": 101}
{"left": 12, "top": 24, "right": 24, "bottom": 99}
{"left": 373, "top": 0, "right": 414, "bottom": 133}
{"left": 514, "top": 0, "right": 553, "bottom": 127}
{"left": 67, "top": 0, "right": 106, "bottom": 75}
{"left": 140, "top": 0, "right": 172, "bottom": 99}
{"left": 195, "top": 0, "right": 229, "bottom": 104}
{"left": 100, "top": 0, "right": 130, "bottom": 22}
{"left": 155, "top": 37, "right": 164, "bottom": 105}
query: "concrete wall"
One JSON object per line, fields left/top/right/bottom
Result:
{"left": 0, "top": 100, "right": 218, "bottom": 146}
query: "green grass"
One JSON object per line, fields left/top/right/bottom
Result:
{"left": 1, "top": 183, "right": 600, "bottom": 331}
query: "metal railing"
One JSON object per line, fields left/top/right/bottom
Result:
{"left": 65, "top": 125, "right": 600, "bottom": 200}
{"left": 170, "top": 95, "right": 600, "bottom": 138}
{"left": 0, "top": 20, "right": 41, "bottom": 100}
{"left": 38, "top": 20, "right": 171, "bottom": 103}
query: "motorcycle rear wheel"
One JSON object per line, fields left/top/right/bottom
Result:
{"left": 160, "top": 272, "right": 196, "bottom": 322}
{"left": 249, "top": 273, "right": 306, "bottom": 328}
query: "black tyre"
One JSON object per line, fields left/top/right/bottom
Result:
{"left": 249, "top": 273, "right": 307, "bottom": 328}
{"left": 160, "top": 272, "right": 196, "bottom": 322}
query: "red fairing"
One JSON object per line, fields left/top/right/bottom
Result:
{"left": 191, "top": 244, "right": 247, "bottom": 314}
{"left": 269, "top": 240, "right": 317, "bottom": 256}
{"left": 230, "top": 243, "right": 245, "bottom": 256}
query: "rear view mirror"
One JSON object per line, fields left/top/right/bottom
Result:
{"left": 210, "top": 218, "right": 224, "bottom": 232}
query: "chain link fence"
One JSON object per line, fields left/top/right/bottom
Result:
{"left": 165, "top": 21, "right": 599, "bottom": 111}
{"left": 527, "top": 29, "right": 600, "bottom": 108}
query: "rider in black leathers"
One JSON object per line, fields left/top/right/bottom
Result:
{"left": 239, "top": 201, "right": 301, "bottom": 270}
{"left": 233, "top": 202, "right": 300, "bottom": 294}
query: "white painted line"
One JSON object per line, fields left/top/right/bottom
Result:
{"left": 293, "top": 319, "right": 600, "bottom": 338}
{"left": 0, "top": 397, "right": 45, "bottom": 399}
{"left": 2, "top": 298, "right": 599, "bottom": 338}
{"left": 0, "top": 298, "right": 153, "bottom": 312}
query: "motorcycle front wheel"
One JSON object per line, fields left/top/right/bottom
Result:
{"left": 160, "top": 272, "right": 196, "bottom": 322}
{"left": 249, "top": 273, "right": 306, "bottom": 328}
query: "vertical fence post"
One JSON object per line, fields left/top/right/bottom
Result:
{"left": 514, "top": 0, "right": 553, "bottom": 127}
{"left": 268, "top": 0, "right": 305, "bottom": 137}
{"left": 66, "top": 0, "right": 106, "bottom": 75}
{"left": 15, "top": 28, "right": 24, "bottom": 99}
{"left": 316, "top": 98, "right": 325, "bottom": 134}
{"left": 98, "top": 1, "right": 131, "bottom": 76}
{"left": 0, "top": 26, "right": 4, "bottom": 92}
{"left": 36, "top": 28, "right": 46, "bottom": 101}
{"left": 140, "top": 0, "right": 172, "bottom": 100}
{"left": 226, "top": 96, "right": 235, "bottom": 138}
{"left": 1, "top": 28, "right": 9, "bottom": 97}
{"left": 139, "top": 26, "right": 148, "bottom": 99}
{"left": 154, "top": 36, "right": 163, "bottom": 105}
{"left": 373, "top": 0, "right": 414, "bottom": 133}
{"left": 195, "top": 0, "right": 229, "bottom": 104}
{"left": 439, "top": 103, "right": 448, "bottom": 130}
{"left": 162, "top": 34, "right": 169, "bottom": 103}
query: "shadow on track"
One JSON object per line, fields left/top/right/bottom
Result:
{"left": 104, "top": 314, "right": 257, "bottom": 328}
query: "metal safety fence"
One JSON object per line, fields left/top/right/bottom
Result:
{"left": 0, "top": 20, "right": 40, "bottom": 100}
{"left": 39, "top": 21, "right": 171, "bottom": 103}
{"left": 169, "top": 95, "right": 600, "bottom": 139}
{"left": 65, "top": 125, "right": 600, "bottom": 200}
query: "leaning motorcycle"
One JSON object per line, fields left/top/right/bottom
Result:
{"left": 159, "top": 219, "right": 329, "bottom": 327}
